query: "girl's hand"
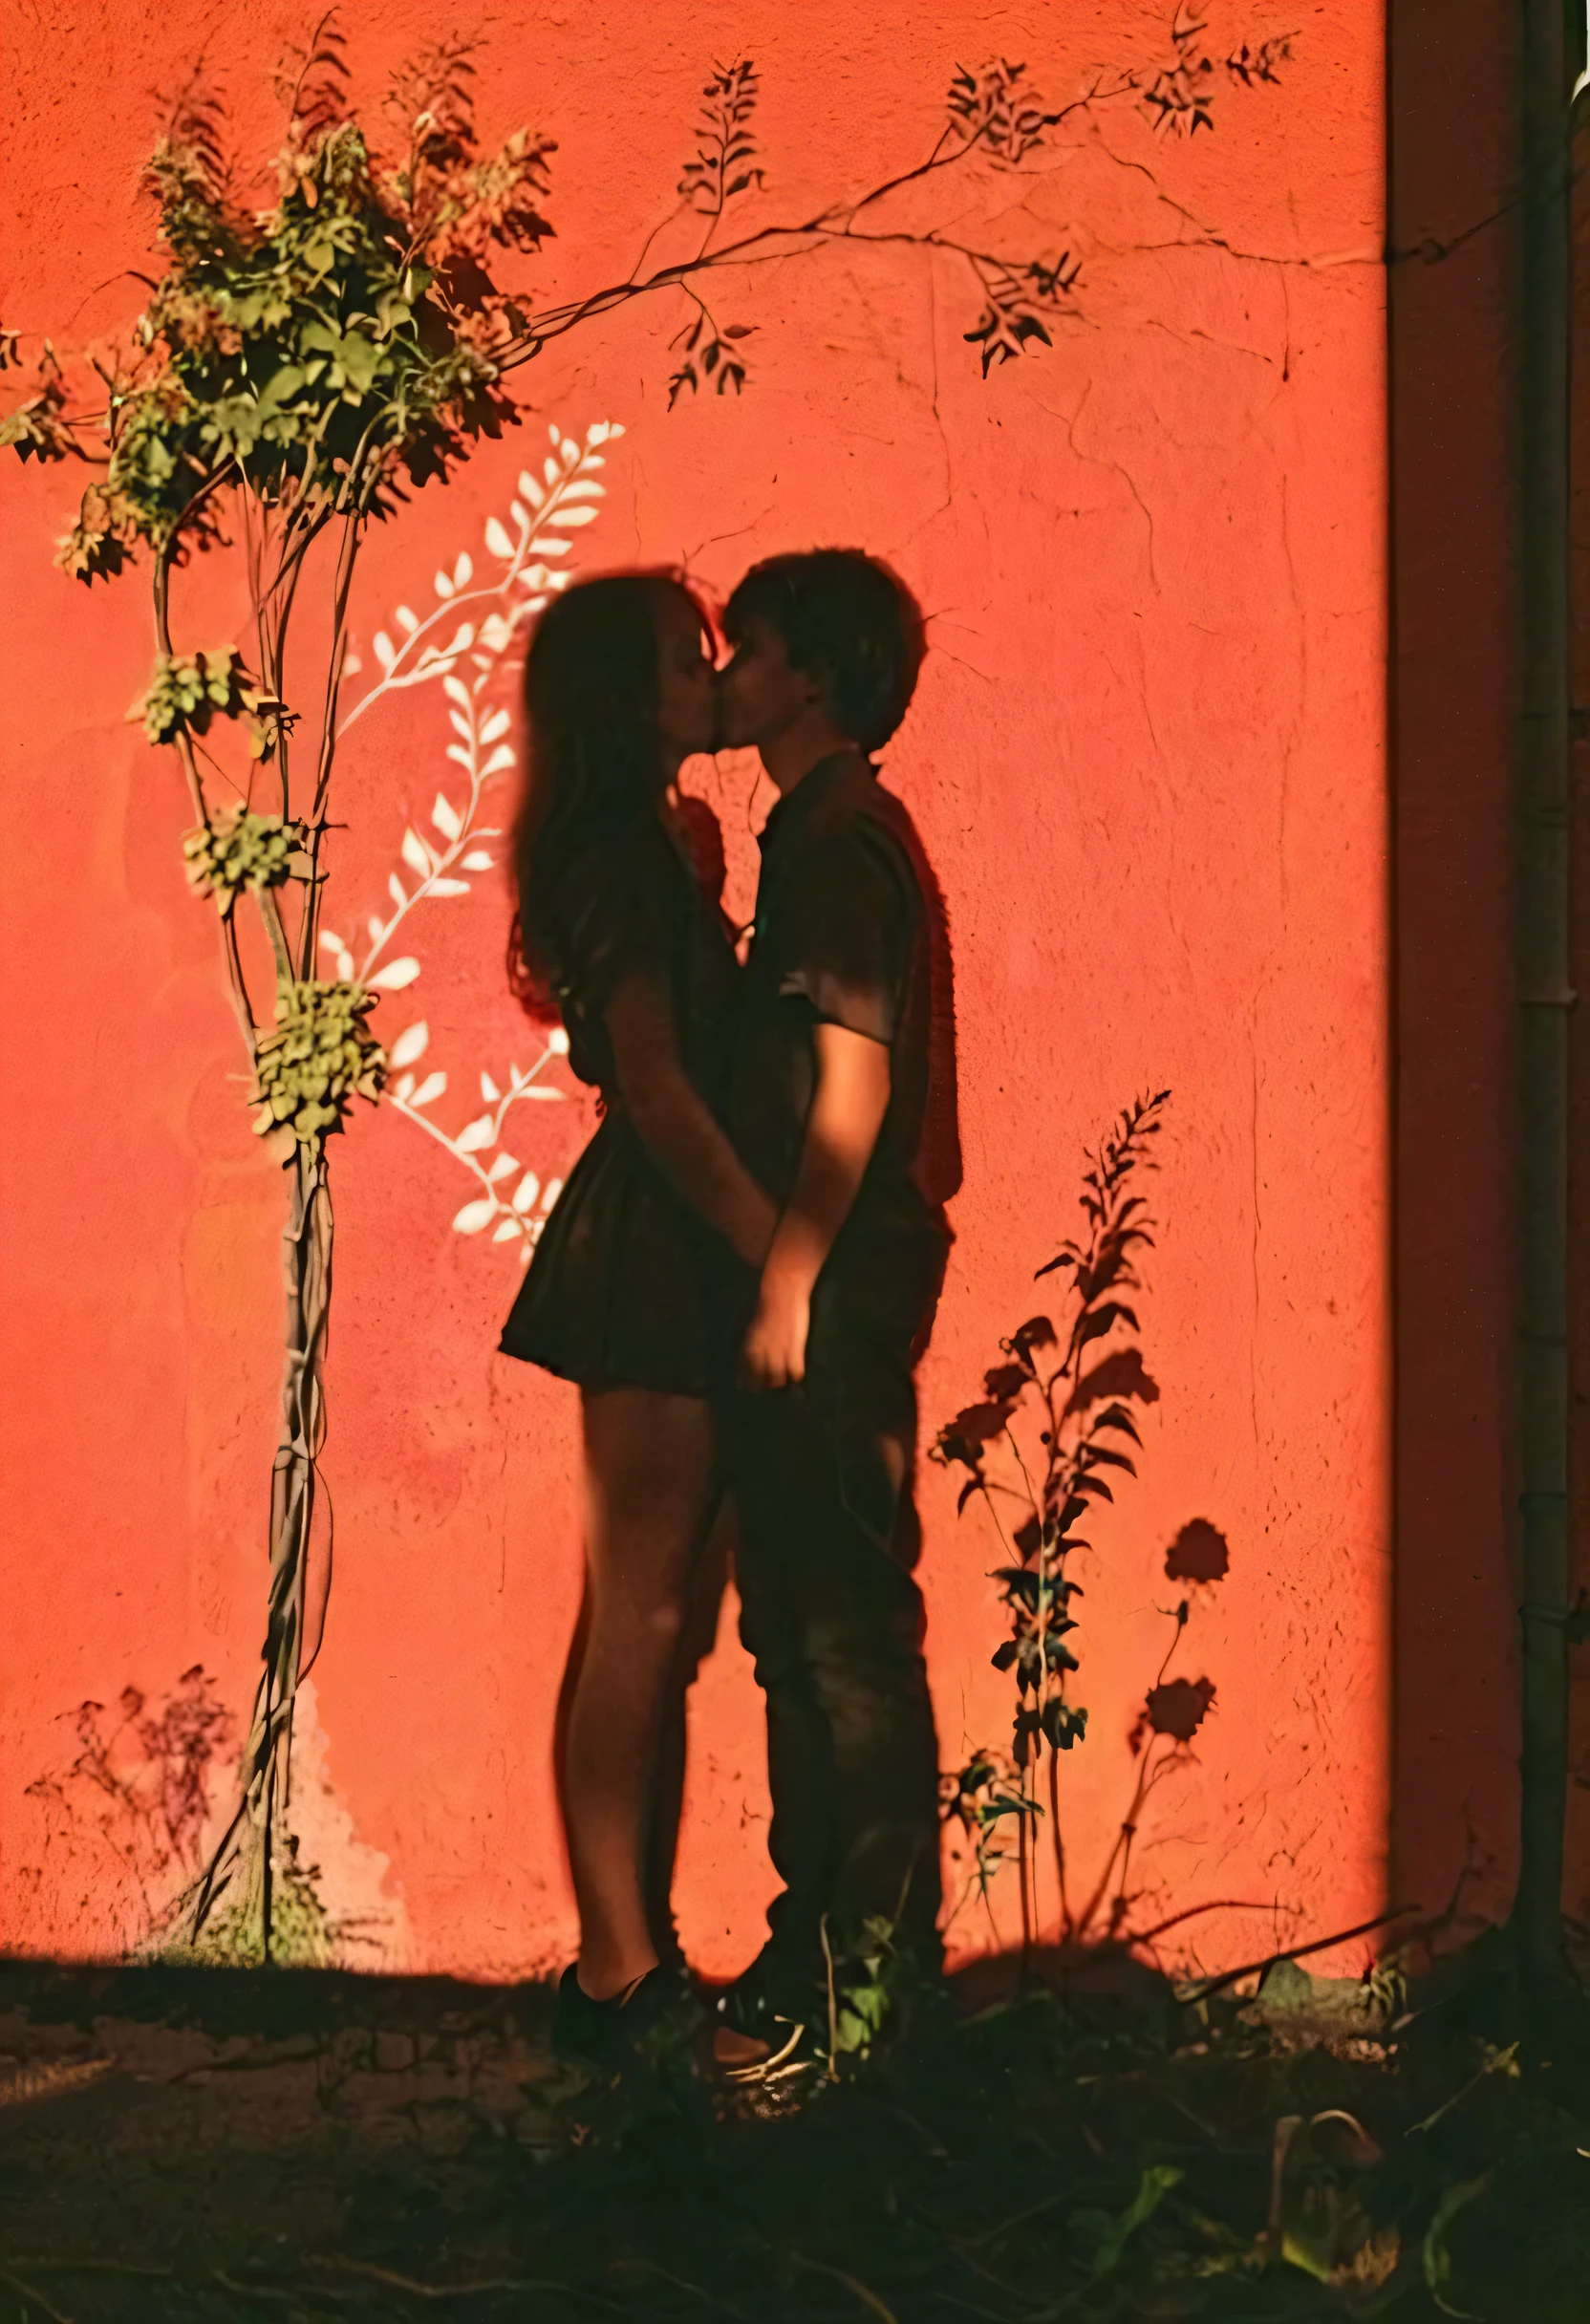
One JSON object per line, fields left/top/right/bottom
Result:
{"left": 738, "top": 1271, "right": 811, "bottom": 1391}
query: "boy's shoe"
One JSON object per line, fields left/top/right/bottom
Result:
{"left": 720, "top": 1947, "right": 817, "bottom": 2024}
{"left": 714, "top": 1934, "right": 948, "bottom": 2074}
{"left": 713, "top": 1947, "right": 825, "bottom": 2060}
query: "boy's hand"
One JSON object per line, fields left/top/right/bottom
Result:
{"left": 739, "top": 1271, "right": 811, "bottom": 1390}
{"left": 738, "top": 1023, "right": 889, "bottom": 1391}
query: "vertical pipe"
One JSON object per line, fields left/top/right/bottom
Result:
{"left": 1514, "top": 0, "right": 1575, "bottom": 1980}
{"left": 1566, "top": 14, "right": 1590, "bottom": 1968}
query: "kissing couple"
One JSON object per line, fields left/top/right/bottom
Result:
{"left": 499, "top": 550, "right": 951, "bottom": 2065}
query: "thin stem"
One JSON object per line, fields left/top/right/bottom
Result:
{"left": 1048, "top": 1748, "right": 1072, "bottom": 1941}
{"left": 819, "top": 1916, "right": 840, "bottom": 2080}
{"left": 362, "top": 819, "right": 505, "bottom": 977}
{"left": 153, "top": 575, "right": 259, "bottom": 1055}
{"left": 219, "top": 912, "right": 260, "bottom": 1056}
{"left": 242, "top": 494, "right": 271, "bottom": 770}
{"left": 256, "top": 885, "right": 294, "bottom": 983}
{"left": 1072, "top": 1744, "right": 1161, "bottom": 1946}
{"left": 298, "top": 511, "right": 362, "bottom": 977}
{"left": 167, "top": 727, "right": 207, "bottom": 827}
{"left": 1176, "top": 1910, "right": 1419, "bottom": 2010}
{"left": 498, "top": 216, "right": 1033, "bottom": 367}
{"left": 356, "top": 663, "right": 505, "bottom": 979}
{"left": 260, "top": 521, "right": 314, "bottom": 821}
{"left": 1016, "top": 1796, "right": 1033, "bottom": 1974}
{"left": 848, "top": 77, "right": 1138, "bottom": 226}
{"left": 386, "top": 1087, "right": 501, "bottom": 1195}
{"left": 257, "top": 503, "right": 327, "bottom": 629}
{"left": 1005, "top": 1415, "right": 1061, "bottom": 1947}
{"left": 1124, "top": 1898, "right": 1281, "bottom": 1949}
{"left": 973, "top": 1476, "right": 1020, "bottom": 1559}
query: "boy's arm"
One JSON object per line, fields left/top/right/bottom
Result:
{"left": 606, "top": 969, "right": 778, "bottom": 1269}
{"left": 739, "top": 1022, "right": 891, "bottom": 1389}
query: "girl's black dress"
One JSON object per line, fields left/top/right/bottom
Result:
{"left": 498, "top": 813, "right": 741, "bottom": 1397}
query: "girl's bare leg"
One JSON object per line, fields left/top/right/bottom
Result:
{"left": 643, "top": 1496, "right": 735, "bottom": 1968}
{"left": 561, "top": 1386, "right": 716, "bottom": 2001}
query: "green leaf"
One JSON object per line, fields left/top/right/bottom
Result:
{"left": 1090, "top": 2164, "right": 1182, "bottom": 2279}
{"left": 1423, "top": 2176, "right": 1490, "bottom": 2318}
{"left": 258, "top": 365, "right": 308, "bottom": 408}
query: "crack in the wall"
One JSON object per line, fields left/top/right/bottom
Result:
{"left": 1275, "top": 465, "right": 1309, "bottom": 928}
{"left": 680, "top": 500, "right": 777, "bottom": 572}
{"left": 1145, "top": 313, "right": 1277, "bottom": 365}
{"left": 1039, "top": 382, "right": 1160, "bottom": 591}
{"left": 1250, "top": 1018, "right": 1263, "bottom": 1464}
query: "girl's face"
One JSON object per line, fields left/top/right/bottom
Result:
{"left": 651, "top": 587, "right": 718, "bottom": 762}
{"left": 715, "top": 613, "right": 820, "bottom": 753}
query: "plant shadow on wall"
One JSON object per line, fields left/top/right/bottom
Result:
{"left": 0, "top": 7, "right": 1295, "bottom": 1961}
{"left": 935, "top": 1093, "right": 1296, "bottom": 1991}
{"left": 20, "top": 1669, "right": 374, "bottom": 1965}
{"left": 22, "top": 1670, "right": 234, "bottom": 1944}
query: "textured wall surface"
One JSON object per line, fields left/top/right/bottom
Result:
{"left": 0, "top": 1, "right": 1390, "bottom": 1982}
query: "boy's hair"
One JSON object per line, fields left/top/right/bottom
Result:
{"left": 724, "top": 549, "right": 925, "bottom": 751}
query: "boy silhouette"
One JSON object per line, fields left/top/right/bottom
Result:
{"left": 715, "top": 549, "right": 950, "bottom": 2036}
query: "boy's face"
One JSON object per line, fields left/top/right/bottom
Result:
{"left": 715, "top": 613, "right": 822, "bottom": 752}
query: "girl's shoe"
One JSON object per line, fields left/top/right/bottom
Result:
{"left": 551, "top": 1963, "right": 693, "bottom": 2066}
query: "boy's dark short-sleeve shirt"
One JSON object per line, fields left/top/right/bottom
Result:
{"left": 727, "top": 752, "right": 935, "bottom": 1219}
{"left": 726, "top": 747, "right": 951, "bottom": 1538}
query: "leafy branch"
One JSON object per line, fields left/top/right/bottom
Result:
{"left": 669, "top": 62, "right": 764, "bottom": 403}
{"left": 678, "top": 59, "right": 764, "bottom": 222}
{"left": 1143, "top": 6, "right": 1295, "bottom": 136}
{"left": 497, "top": 15, "right": 1292, "bottom": 392}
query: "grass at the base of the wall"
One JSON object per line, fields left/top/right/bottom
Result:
{"left": 0, "top": 1936, "right": 1586, "bottom": 2323}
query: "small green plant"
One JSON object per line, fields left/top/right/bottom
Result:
{"left": 940, "top": 1750, "right": 1044, "bottom": 1947}
{"left": 175, "top": 1837, "right": 336, "bottom": 1969}
{"left": 820, "top": 1912, "right": 905, "bottom": 2074}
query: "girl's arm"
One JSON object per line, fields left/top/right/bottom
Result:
{"left": 739, "top": 1021, "right": 891, "bottom": 1390}
{"left": 605, "top": 968, "right": 777, "bottom": 1270}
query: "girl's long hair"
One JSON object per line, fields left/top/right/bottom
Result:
{"left": 506, "top": 570, "right": 708, "bottom": 1020}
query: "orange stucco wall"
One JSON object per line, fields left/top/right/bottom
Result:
{"left": 1, "top": 2, "right": 1389, "bottom": 1982}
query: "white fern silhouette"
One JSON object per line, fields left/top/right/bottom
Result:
{"left": 324, "top": 420, "right": 624, "bottom": 1257}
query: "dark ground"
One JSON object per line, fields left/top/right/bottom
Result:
{"left": 2, "top": 1943, "right": 1587, "bottom": 2324}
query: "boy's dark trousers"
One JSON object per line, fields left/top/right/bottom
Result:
{"left": 726, "top": 1381, "right": 943, "bottom": 2002}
